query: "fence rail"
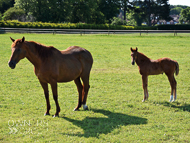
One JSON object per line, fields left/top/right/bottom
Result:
{"left": 1, "top": 27, "right": 190, "bottom": 35}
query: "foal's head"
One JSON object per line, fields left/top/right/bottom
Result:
{"left": 130, "top": 47, "right": 138, "bottom": 65}
{"left": 8, "top": 37, "right": 26, "bottom": 69}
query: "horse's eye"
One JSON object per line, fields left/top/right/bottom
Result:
{"left": 17, "top": 48, "right": 21, "bottom": 52}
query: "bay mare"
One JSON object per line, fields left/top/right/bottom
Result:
{"left": 130, "top": 47, "right": 179, "bottom": 102}
{"left": 8, "top": 37, "right": 93, "bottom": 117}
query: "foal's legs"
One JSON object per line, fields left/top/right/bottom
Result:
{"left": 173, "top": 77, "right": 177, "bottom": 101}
{"left": 74, "top": 77, "right": 83, "bottom": 111}
{"left": 40, "top": 81, "right": 51, "bottom": 115}
{"left": 167, "top": 74, "right": 177, "bottom": 102}
{"left": 50, "top": 81, "right": 60, "bottom": 117}
{"left": 142, "top": 75, "right": 149, "bottom": 102}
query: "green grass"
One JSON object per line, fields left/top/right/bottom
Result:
{"left": 0, "top": 33, "right": 190, "bottom": 142}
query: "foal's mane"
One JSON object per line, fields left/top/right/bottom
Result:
{"left": 137, "top": 51, "right": 151, "bottom": 62}
{"left": 31, "top": 41, "right": 58, "bottom": 61}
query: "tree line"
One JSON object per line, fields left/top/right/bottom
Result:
{"left": 0, "top": 0, "right": 190, "bottom": 26}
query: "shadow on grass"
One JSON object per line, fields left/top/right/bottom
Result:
{"left": 62, "top": 109, "right": 147, "bottom": 138}
{"left": 154, "top": 101, "right": 190, "bottom": 112}
{"left": 153, "top": 101, "right": 190, "bottom": 112}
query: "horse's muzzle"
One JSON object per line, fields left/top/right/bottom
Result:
{"left": 131, "top": 61, "right": 135, "bottom": 65}
{"left": 8, "top": 61, "right": 16, "bottom": 69}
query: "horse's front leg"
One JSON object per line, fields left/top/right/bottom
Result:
{"left": 142, "top": 75, "right": 148, "bottom": 102}
{"left": 50, "top": 80, "right": 60, "bottom": 117}
{"left": 40, "top": 81, "right": 51, "bottom": 116}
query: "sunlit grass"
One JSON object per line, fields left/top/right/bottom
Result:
{"left": 0, "top": 33, "right": 190, "bottom": 142}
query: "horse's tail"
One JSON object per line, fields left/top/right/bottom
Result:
{"left": 175, "top": 61, "right": 179, "bottom": 76}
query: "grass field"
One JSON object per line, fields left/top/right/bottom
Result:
{"left": 0, "top": 33, "right": 190, "bottom": 142}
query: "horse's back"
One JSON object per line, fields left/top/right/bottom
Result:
{"left": 61, "top": 46, "right": 93, "bottom": 72}
{"left": 62, "top": 46, "right": 91, "bottom": 57}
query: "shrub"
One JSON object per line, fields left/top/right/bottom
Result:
{"left": 111, "top": 17, "right": 127, "bottom": 26}
{"left": 2, "top": 7, "right": 25, "bottom": 21}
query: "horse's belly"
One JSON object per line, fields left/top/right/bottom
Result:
{"left": 57, "top": 66, "right": 82, "bottom": 82}
{"left": 57, "top": 76, "right": 78, "bottom": 82}
{"left": 148, "top": 66, "right": 163, "bottom": 75}
{"left": 143, "top": 62, "right": 163, "bottom": 75}
{"left": 149, "top": 70, "right": 163, "bottom": 75}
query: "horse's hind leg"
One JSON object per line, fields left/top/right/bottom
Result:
{"left": 167, "top": 74, "right": 177, "bottom": 102}
{"left": 172, "top": 77, "right": 177, "bottom": 102}
{"left": 74, "top": 77, "right": 83, "bottom": 111}
{"left": 81, "top": 75, "right": 90, "bottom": 110}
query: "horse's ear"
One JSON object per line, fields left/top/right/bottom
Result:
{"left": 136, "top": 47, "right": 138, "bottom": 51}
{"left": 10, "top": 37, "right": 15, "bottom": 42}
{"left": 130, "top": 47, "right": 133, "bottom": 52}
{"left": 22, "top": 37, "right": 25, "bottom": 42}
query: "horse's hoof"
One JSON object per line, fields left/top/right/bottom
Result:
{"left": 172, "top": 99, "right": 176, "bottom": 103}
{"left": 142, "top": 99, "right": 145, "bottom": 102}
{"left": 172, "top": 95, "right": 177, "bottom": 102}
{"left": 53, "top": 114, "right": 59, "bottom": 118}
{"left": 44, "top": 113, "right": 50, "bottom": 116}
{"left": 169, "top": 95, "right": 173, "bottom": 102}
{"left": 73, "top": 108, "right": 79, "bottom": 111}
{"left": 83, "top": 104, "right": 88, "bottom": 110}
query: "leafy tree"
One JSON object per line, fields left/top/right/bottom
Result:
{"left": 98, "top": 0, "right": 120, "bottom": 23}
{"left": 110, "top": 17, "right": 126, "bottom": 25}
{"left": 127, "top": 8, "right": 144, "bottom": 26}
{"left": 0, "top": 12, "right": 2, "bottom": 20}
{"left": 47, "top": 0, "right": 72, "bottom": 23}
{"left": 15, "top": 0, "right": 72, "bottom": 22}
{"left": 70, "top": 0, "right": 106, "bottom": 24}
{"left": 2, "top": 7, "right": 25, "bottom": 21}
{"left": 119, "top": 0, "right": 134, "bottom": 21}
{"left": 0, "top": 0, "right": 14, "bottom": 13}
{"left": 179, "top": 7, "right": 190, "bottom": 24}
{"left": 170, "top": 5, "right": 188, "bottom": 10}
{"left": 132, "top": 0, "right": 171, "bottom": 26}
{"left": 14, "top": 0, "right": 32, "bottom": 15}
{"left": 126, "top": 10, "right": 136, "bottom": 25}
{"left": 170, "top": 7, "right": 183, "bottom": 15}
{"left": 154, "top": 0, "right": 171, "bottom": 25}
{"left": 15, "top": 0, "right": 105, "bottom": 23}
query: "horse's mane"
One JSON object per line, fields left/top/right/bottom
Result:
{"left": 137, "top": 52, "right": 151, "bottom": 63}
{"left": 31, "top": 41, "right": 58, "bottom": 61}
{"left": 138, "top": 52, "right": 149, "bottom": 59}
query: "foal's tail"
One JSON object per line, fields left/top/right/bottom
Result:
{"left": 175, "top": 61, "right": 179, "bottom": 76}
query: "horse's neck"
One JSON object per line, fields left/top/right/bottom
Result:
{"left": 25, "top": 42, "right": 42, "bottom": 68}
{"left": 136, "top": 52, "right": 150, "bottom": 66}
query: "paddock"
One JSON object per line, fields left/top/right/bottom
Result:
{"left": 1, "top": 33, "right": 190, "bottom": 142}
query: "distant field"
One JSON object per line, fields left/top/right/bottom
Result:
{"left": 0, "top": 33, "right": 190, "bottom": 142}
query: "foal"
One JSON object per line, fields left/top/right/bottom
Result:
{"left": 130, "top": 47, "right": 179, "bottom": 102}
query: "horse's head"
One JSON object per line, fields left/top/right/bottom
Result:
{"left": 8, "top": 37, "right": 26, "bottom": 69}
{"left": 130, "top": 47, "right": 138, "bottom": 65}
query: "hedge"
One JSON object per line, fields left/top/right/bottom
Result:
{"left": 157, "top": 24, "right": 190, "bottom": 30}
{"left": 0, "top": 20, "right": 134, "bottom": 30}
{"left": 1, "top": 20, "right": 190, "bottom": 30}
